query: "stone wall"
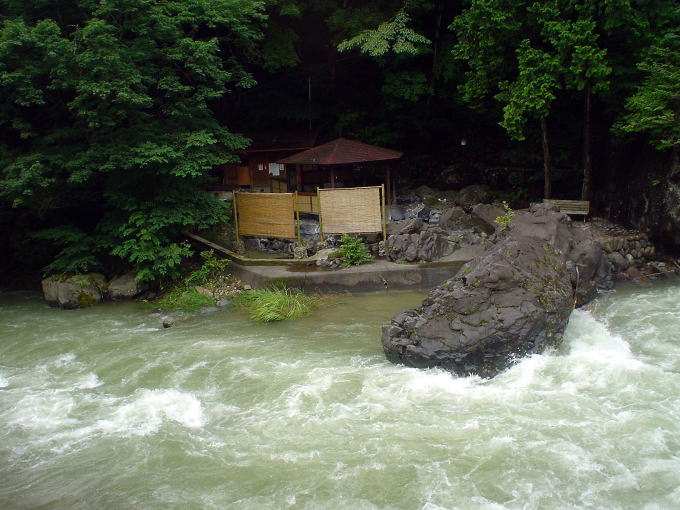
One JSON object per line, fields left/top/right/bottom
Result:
{"left": 591, "top": 218, "right": 656, "bottom": 272}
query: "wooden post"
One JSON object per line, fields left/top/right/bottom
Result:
{"left": 380, "top": 183, "right": 387, "bottom": 242}
{"left": 296, "top": 164, "right": 302, "bottom": 190}
{"left": 541, "top": 117, "right": 551, "bottom": 199}
{"left": 295, "top": 191, "right": 301, "bottom": 244}
{"left": 330, "top": 167, "right": 336, "bottom": 188}
{"left": 385, "top": 164, "right": 391, "bottom": 218}
{"left": 233, "top": 192, "right": 240, "bottom": 243}
{"left": 317, "top": 187, "right": 324, "bottom": 242}
{"left": 393, "top": 166, "right": 398, "bottom": 208}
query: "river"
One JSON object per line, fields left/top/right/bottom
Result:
{"left": 1, "top": 281, "right": 679, "bottom": 509}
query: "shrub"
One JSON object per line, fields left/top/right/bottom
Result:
{"left": 233, "top": 287, "right": 317, "bottom": 322}
{"left": 338, "top": 234, "right": 373, "bottom": 267}
{"left": 186, "top": 250, "right": 230, "bottom": 285}
{"left": 494, "top": 201, "right": 515, "bottom": 230}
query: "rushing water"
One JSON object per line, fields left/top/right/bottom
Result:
{"left": 1, "top": 281, "right": 680, "bottom": 510}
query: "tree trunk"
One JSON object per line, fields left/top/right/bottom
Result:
{"left": 581, "top": 79, "right": 592, "bottom": 201}
{"left": 541, "top": 117, "right": 551, "bottom": 199}
{"left": 428, "top": 0, "right": 444, "bottom": 105}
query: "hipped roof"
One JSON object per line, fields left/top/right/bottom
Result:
{"left": 276, "top": 137, "right": 403, "bottom": 165}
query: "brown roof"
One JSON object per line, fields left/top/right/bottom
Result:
{"left": 276, "top": 138, "right": 403, "bottom": 165}
{"left": 243, "top": 130, "right": 318, "bottom": 153}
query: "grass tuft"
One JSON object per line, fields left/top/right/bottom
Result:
{"left": 155, "top": 287, "right": 214, "bottom": 312}
{"left": 233, "top": 287, "right": 318, "bottom": 322}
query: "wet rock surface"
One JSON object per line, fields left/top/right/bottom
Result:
{"left": 471, "top": 203, "right": 505, "bottom": 234}
{"left": 381, "top": 203, "right": 612, "bottom": 378}
{"left": 108, "top": 271, "right": 147, "bottom": 300}
{"left": 41, "top": 274, "right": 107, "bottom": 309}
{"left": 386, "top": 204, "right": 487, "bottom": 263}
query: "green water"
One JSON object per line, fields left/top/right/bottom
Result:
{"left": 1, "top": 283, "right": 679, "bottom": 509}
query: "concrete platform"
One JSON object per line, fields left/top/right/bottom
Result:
{"left": 184, "top": 230, "right": 482, "bottom": 293}
{"left": 231, "top": 259, "right": 466, "bottom": 293}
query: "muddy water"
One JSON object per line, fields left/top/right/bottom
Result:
{"left": 1, "top": 283, "right": 679, "bottom": 509}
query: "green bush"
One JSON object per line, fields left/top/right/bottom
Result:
{"left": 186, "top": 250, "right": 230, "bottom": 285}
{"left": 494, "top": 201, "right": 515, "bottom": 230}
{"left": 233, "top": 287, "right": 317, "bottom": 322}
{"left": 338, "top": 234, "right": 373, "bottom": 267}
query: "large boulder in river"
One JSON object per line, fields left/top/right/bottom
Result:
{"left": 42, "top": 273, "right": 107, "bottom": 309}
{"left": 381, "top": 203, "right": 612, "bottom": 378}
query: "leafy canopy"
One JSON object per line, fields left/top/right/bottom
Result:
{"left": 0, "top": 0, "right": 264, "bottom": 280}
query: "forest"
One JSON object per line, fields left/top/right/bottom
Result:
{"left": 1, "top": 0, "right": 678, "bottom": 284}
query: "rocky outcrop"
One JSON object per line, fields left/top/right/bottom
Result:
{"left": 438, "top": 206, "right": 472, "bottom": 230}
{"left": 42, "top": 274, "right": 107, "bottom": 309}
{"left": 108, "top": 271, "right": 147, "bottom": 300}
{"left": 386, "top": 229, "right": 456, "bottom": 263}
{"left": 471, "top": 203, "right": 505, "bottom": 234}
{"left": 386, "top": 206, "right": 489, "bottom": 263}
{"left": 452, "top": 184, "right": 491, "bottom": 209}
{"left": 381, "top": 203, "right": 612, "bottom": 378}
{"left": 387, "top": 219, "right": 425, "bottom": 236}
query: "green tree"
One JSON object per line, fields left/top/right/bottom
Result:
{"left": 495, "top": 41, "right": 561, "bottom": 199}
{"left": 0, "top": 1, "right": 264, "bottom": 281}
{"left": 453, "top": 0, "right": 610, "bottom": 199}
{"left": 618, "top": 45, "right": 680, "bottom": 151}
{"left": 338, "top": 9, "right": 430, "bottom": 57}
{"left": 615, "top": 5, "right": 680, "bottom": 152}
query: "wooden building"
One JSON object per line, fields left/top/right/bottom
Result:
{"left": 277, "top": 137, "right": 403, "bottom": 207}
{"left": 222, "top": 131, "right": 318, "bottom": 192}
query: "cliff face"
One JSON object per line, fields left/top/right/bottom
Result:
{"left": 596, "top": 142, "right": 680, "bottom": 250}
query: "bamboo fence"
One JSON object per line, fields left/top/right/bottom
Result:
{"left": 235, "top": 192, "right": 296, "bottom": 239}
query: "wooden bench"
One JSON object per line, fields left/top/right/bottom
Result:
{"left": 543, "top": 199, "right": 590, "bottom": 216}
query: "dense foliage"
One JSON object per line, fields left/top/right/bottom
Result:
{"left": 2, "top": 1, "right": 679, "bottom": 283}
{"left": 185, "top": 250, "right": 231, "bottom": 286}
{"left": 0, "top": 0, "right": 262, "bottom": 281}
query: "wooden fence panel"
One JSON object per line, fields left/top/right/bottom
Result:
{"left": 296, "top": 193, "right": 319, "bottom": 215}
{"left": 236, "top": 192, "right": 296, "bottom": 239}
{"left": 318, "top": 186, "right": 383, "bottom": 234}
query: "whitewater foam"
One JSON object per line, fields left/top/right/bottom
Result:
{"left": 8, "top": 392, "right": 78, "bottom": 431}
{"left": 97, "top": 388, "right": 206, "bottom": 436}
{"left": 75, "top": 373, "right": 102, "bottom": 389}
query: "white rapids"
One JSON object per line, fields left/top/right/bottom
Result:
{"left": 1, "top": 282, "right": 679, "bottom": 509}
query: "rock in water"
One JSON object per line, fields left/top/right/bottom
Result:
{"left": 381, "top": 203, "right": 612, "bottom": 378}
{"left": 108, "top": 271, "right": 147, "bottom": 300}
{"left": 41, "top": 273, "right": 107, "bottom": 309}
